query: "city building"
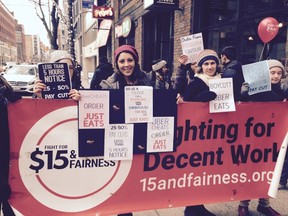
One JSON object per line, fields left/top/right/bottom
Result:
{"left": 25, "top": 35, "right": 41, "bottom": 64}
{"left": 71, "top": 0, "right": 288, "bottom": 83}
{"left": 0, "top": 1, "right": 17, "bottom": 64}
{"left": 16, "top": 23, "right": 26, "bottom": 63}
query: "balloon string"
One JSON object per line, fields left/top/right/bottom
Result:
{"left": 259, "top": 43, "right": 267, "bottom": 61}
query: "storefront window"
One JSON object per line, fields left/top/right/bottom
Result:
{"left": 195, "top": 0, "right": 288, "bottom": 64}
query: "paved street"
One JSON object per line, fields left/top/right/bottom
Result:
{"left": 128, "top": 189, "right": 288, "bottom": 216}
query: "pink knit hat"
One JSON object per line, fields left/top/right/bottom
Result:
{"left": 114, "top": 45, "right": 139, "bottom": 62}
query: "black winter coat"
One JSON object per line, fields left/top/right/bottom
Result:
{"left": 241, "top": 83, "right": 286, "bottom": 102}
{"left": 90, "top": 62, "right": 114, "bottom": 89}
{"left": 184, "top": 77, "right": 216, "bottom": 102}
{"left": 222, "top": 60, "right": 244, "bottom": 101}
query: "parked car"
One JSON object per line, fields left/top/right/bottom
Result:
{"left": 3, "top": 64, "right": 38, "bottom": 94}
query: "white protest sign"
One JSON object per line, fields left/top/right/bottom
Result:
{"left": 209, "top": 78, "right": 235, "bottom": 113}
{"left": 78, "top": 90, "right": 109, "bottom": 129}
{"left": 242, "top": 60, "right": 271, "bottom": 95}
{"left": 104, "top": 124, "right": 134, "bottom": 160}
{"left": 180, "top": 32, "right": 204, "bottom": 63}
{"left": 124, "top": 86, "right": 153, "bottom": 123}
{"left": 146, "top": 117, "right": 174, "bottom": 153}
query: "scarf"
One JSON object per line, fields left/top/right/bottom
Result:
{"left": 195, "top": 73, "right": 221, "bottom": 86}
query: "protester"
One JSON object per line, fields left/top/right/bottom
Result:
{"left": 183, "top": 49, "right": 221, "bottom": 103}
{"left": 90, "top": 56, "right": 114, "bottom": 90}
{"left": 147, "top": 59, "right": 169, "bottom": 89}
{"left": 99, "top": 45, "right": 151, "bottom": 89}
{"left": 0, "top": 75, "right": 21, "bottom": 215}
{"left": 33, "top": 50, "right": 81, "bottom": 101}
{"left": 183, "top": 49, "right": 222, "bottom": 216}
{"left": 100, "top": 44, "right": 151, "bottom": 216}
{"left": 173, "top": 54, "right": 197, "bottom": 103}
{"left": 240, "top": 59, "right": 286, "bottom": 102}
{"left": 238, "top": 59, "right": 285, "bottom": 216}
{"left": 220, "top": 46, "right": 244, "bottom": 101}
{"left": 151, "top": 59, "right": 171, "bottom": 89}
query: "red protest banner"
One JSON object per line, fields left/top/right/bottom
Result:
{"left": 7, "top": 99, "right": 287, "bottom": 215}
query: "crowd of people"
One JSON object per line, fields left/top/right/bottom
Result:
{"left": 0, "top": 44, "right": 287, "bottom": 216}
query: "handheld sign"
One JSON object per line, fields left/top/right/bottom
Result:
{"left": 38, "top": 63, "right": 72, "bottom": 99}
{"left": 180, "top": 32, "right": 204, "bottom": 63}
{"left": 209, "top": 78, "right": 235, "bottom": 113}
{"left": 242, "top": 60, "right": 271, "bottom": 95}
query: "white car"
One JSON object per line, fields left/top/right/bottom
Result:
{"left": 3, "top": 64, "right": 38, "bottom": 94}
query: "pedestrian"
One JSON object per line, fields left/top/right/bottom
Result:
{"left": 183, "top": 49, "right": 221, "bottom": 216}
{"left": 99, "top": 45, "right": 151, "bottom": 89}
{"left": 220, "top": 46, "right": 244, "bottom": 101}
{"left": 183, "top": 49, "right": 221, "bottom": 103}
{"left": 90, "top": 56, "right": 114, "bottom": 90}
{"left": 146, "top": 59, "right": 157, "bottom": 88}
{"left": 100, "top": 44, "right": 151, "bottom": 216}
{"left": 33, "top": 50, "right": 81, "bottom": 101}
{"left": 151, "top": 59, "right": 171, "bottom": 89}
{"left": 238, "top": 59, "right": 285, "bottom": 216}
{"left": 0, "top": 75, "right": 21, "bottom": 215}
{"left": 173, "top": 54, "right": 197, "bottom": 103}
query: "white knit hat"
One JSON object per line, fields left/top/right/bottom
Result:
{"left": 49, "top": 50, "right": 72, "bottom": 63}
{"left": 152, "top": 60, "right": 167, "bottom": 71}
{"left": 267, "top": 59, "right": 285, "bottom": 76}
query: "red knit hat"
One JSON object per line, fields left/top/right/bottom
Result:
{"left": 114, "top": 45, "right": 139, "bottom": 62}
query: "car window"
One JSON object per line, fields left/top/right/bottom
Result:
{"left": 6, "top": 66, "right": 36, "bottom": 75}
{"left": 28, "top": 69, "right": 35, "bottom": 75}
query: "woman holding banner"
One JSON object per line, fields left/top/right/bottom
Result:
{"left": 183, "top": 49, "right": 222, "bottom": 216}
{"left": 238, "top": 59, "right": 286, "bottom": 216}
{"left": 100, "top": 44, "right": 151, "bottom": 216}
{"left": 33, "top": 50, "right": 82, "bottom": 101}
{"left": 183, "top": 49, "right": 221, "bottom": 103}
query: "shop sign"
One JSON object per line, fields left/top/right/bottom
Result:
{"left": 144, "top": 0, "right": 179, "bottom": 10}
{"left": 95, "top": 19, "right": 112, "bottom": 48}
{"left": 92, "top": 5, "right": 114, "bottom": 20}
{"left": 115, "top": 16, "right": 133, "bottom": 38}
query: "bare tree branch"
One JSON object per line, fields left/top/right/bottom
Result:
{"left": 28, "top": 0, "right": 59, "bottom": 50}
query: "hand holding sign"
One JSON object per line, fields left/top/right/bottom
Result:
{"left": 37, "top": 63, "right": 72, "bottom": 99}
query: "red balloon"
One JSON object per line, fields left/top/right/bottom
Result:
{"left": 257, "top": 17, "right": 279, "bottom": 43}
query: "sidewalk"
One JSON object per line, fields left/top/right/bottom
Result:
{"left": 131, "top": 189, "right": 288, "bottom": 216}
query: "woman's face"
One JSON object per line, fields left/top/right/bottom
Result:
{"left": 59, "top": 59, "right": 74, "bottom": 79}
{"left": 270, "top": 67, "right": 283, "bottom": 84}
{"left": 117, "top": 52, "right": 135, "bottom": 78}
{"left": 202, "top": 60, "right": 217, "bottom": 76}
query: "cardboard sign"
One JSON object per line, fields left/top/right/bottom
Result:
{"left": 38, "top": 63, "right": 71, "bottom": 99}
